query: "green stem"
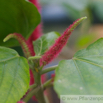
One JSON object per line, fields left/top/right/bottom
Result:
{"left": 24, "top": 64, "right": 55, "bottom": 103}
{"left": 41, "top": 65, "right": 58, "bottom": 75}
{"left": 23, "top": 86, "right": 40, "bottom": 102}
{"left": 43, "top": 79, "right": 53, "bottom": 90}
{"left": 24, "top": 70, "right": 46, "bottom": 103}
{"left": 39, "top": 65, "right": 44, "bottom": 71}
{"left": 28, "top": 56, "right": 41, "bottom": 60}
{"left": 29, "top": 84, "right": 37, "bottom": 90}
{"left": 33, "top": 71, "right": 46, "bottom": 103}
{"left": 23, "top": 78, "right": 53, "bottom": 103}
{"left": 35, "top": 87, "right": 46, "bottom": 103}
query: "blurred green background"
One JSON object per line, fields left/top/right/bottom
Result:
{"left": 40, "top": 0, "right": 103, "bottom": 51}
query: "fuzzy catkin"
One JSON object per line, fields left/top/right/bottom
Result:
{"left": 4, "top": 33, "right": 35, "bottom": 57}
{"left": 40, "top": 17, "right": 87, "bottom": 66}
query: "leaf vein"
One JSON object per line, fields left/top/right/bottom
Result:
{"left": 74, "top": 57, "right": 103, "bottom": 69}
{"left": 0, "top": 61, "right": 5, "bottom": 89}
{"left": 73, "top": 60, "right": 90, "bottom": 94}
{"left": 4, "top": 58, "right": 20, "bottom": 103}
{"left": 0, "top": 56, "right": 19, "bottom": 63}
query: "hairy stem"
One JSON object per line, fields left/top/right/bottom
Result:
{"left": 29, "top": 84, "right": 37, "bottom": 90}
{"left": 23, "top": 77, "right": 53, "bottom": 103}
{"left": 28, "top": 56, "right": 41, "bottom": 60}
{"left": 43, "top": 78, "right": 53, "bottom": 90}
{"left": 41, "top": 65, "right": 58, "bottom": 75}
{"left": 23, "top": 86, "right": 40, "bottom": 102}
{"left": 33, "top": 71, "right": 46, "bottom": 103}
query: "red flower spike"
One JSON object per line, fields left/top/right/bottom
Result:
{"left": 3, "top": 33, "right": 35, "bottom": 58}
{"left": 40, "top": 17, "right": 87, "bottom": 66}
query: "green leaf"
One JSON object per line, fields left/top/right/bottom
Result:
{"left": 0, "top": 0, "right": 41, "bottom": 47}
{"left": 54, "top": 38, "right": 103, "bottom": 98}
{"left": 33, "top": 32, "right": 60, "bottom": 56}
{"left": 0, "top": 46, "right": 30, "bottom": 103}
